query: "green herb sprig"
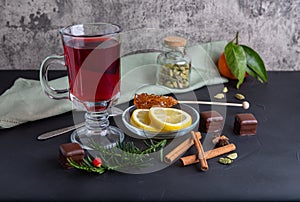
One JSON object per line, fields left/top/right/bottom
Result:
{"left": 67, "top": 156, "right": 106, "bottom": 174}
{"left": 68, "top": 139, "right": 167, "bottom": 174}
{"left": 93, "top": 139, "right": 167, "bottom": 171}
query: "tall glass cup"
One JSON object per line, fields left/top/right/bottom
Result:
{"left": 40, "top": 23, "right": 124, "bottom": 149}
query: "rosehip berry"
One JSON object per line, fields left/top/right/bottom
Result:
{"left": 92, "top": 157, "right": 102, "bottom": 167}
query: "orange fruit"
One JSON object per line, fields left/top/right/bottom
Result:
{"left": 218, "top": 53, "right": 247, "bottom": 80}
{"left": 218, "top": 53, "right": 237, "bottom": 80}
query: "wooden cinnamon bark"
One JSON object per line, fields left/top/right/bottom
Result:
{"left": 180, "top": 143, "right": 236, "bottom": 166}
{"left": 164, "top": 132, "right": 201, "bottom": 164}
{"left": 191, "top": 131, "right": 208, "bottom": 171}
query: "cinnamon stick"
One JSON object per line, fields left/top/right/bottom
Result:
{"left": 180, "top": 143, "right": 236, "bottom": 166}
{"left": 191, "top": 131, "right": 208, "bottom": 171}
{"left": 164, "top": 132, "right": 201, "bottom": 164}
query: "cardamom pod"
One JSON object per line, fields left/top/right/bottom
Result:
{"left": 222, "top": 87, "right": 228, "bottom": 93}
{"left": 226, "top": 153, "right": 238, "bottom": 160}
{"left": 214, "top": 93, "right": 225, "bottom": 99}
{"left": 235, "top": 93, "right": 245, "bottom": 100}
{"left": 218, "top": 157, "right": 232, "bottom": 165}
{"left": 158, "top": 63, "right": 191, "bottom": 89}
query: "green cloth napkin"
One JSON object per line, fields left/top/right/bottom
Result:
{"left": 0, "top": 41, "right": 227, "bottom": 128}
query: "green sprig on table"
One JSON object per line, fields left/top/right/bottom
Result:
{"left": 68, "top": 139, "right": 167, "bottom": 174}
{"left": 94, "top": 139, "right": 167, "bottom": 171}
{"left": 224, "top": 32, "right": 268, "bottom": 88}
{"left": 68, "top": 156, "right": 106, "bottom": 174}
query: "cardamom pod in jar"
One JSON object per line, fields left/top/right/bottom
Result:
{"left": 157, "top": 36, "right": 191, "bottom": 89}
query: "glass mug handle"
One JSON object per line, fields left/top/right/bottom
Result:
{"left": 40, "top": 55, "right": 69, "bottom": 100}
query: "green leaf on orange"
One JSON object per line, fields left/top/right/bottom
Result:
{"left": 241, "top": 45, "right": 268, "bottom": 83}
{"left": 245, "top": 65, "right": 258, "bottom": 78}
{"left": 224, "top": 41, "right": 247, "bottom": 88}
{"left": 246, "top": 66, "right": 264, "bottom": 83}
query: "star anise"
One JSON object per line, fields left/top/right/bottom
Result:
{"left": 212, "top": 135, "right": 230, "bottom": 148}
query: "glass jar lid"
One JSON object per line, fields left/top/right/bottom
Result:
{"left": 163, "top": 36, "right": 187, "bottom": 47}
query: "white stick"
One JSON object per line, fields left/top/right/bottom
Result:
{"left": 178, "top": 100, "right": 250, "bottom": 109}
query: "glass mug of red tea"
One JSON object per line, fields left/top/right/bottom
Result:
{"left": 40, "top": 23, "right": 124, "bottom": 149}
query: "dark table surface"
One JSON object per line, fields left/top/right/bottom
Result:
{"left": 0, "top": 70, "right": 300, "bottom": 202}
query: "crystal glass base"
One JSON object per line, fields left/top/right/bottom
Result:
{"left": 70, "top": 111, "right": 124, "bottom": 150}
{"left": 71, "top": 125, "right": 124, "bottom": 150}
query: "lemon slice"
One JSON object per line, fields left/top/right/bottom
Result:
{"left": 130, "top": 109, "right": 162, "bottom": 132}
{"left": 149, "top": 107, "right": 192, "bottom": 131}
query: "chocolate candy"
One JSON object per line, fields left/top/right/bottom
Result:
{"left": 59, "top": 143, "right": 85, "bottom": 169}
{"left": 234, "top": 113, "right": 258, "bottom": 136}
{"left": 200, "top": 110, "right": 224, "bottom": 133}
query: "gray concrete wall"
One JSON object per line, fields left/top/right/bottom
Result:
{"left": 1, "top": 0, "right": 300, "bottom": 70}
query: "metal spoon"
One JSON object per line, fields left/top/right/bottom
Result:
{"left": 37, "top": 107, "right": 124, "bottom": 140}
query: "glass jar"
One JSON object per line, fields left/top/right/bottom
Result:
{"left": 157, "top": 36, "right": 191, "bottom": 89}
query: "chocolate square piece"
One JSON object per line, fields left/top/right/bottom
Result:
{"left": 59, "top": 143, "right": 85, "bottom": 169}
{"left": 200, "top": 110, "right": 224, "bottom": 133}
{"left": 234, "top": 113, "right": 258, "bottom": 136}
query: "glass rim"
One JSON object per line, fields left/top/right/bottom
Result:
{"left": 59, "top": 22, "right": 122, "bottom": 37}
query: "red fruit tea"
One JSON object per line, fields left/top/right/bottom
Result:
{"left": 63, "top": 37, "right": 120, "bottom": 103}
